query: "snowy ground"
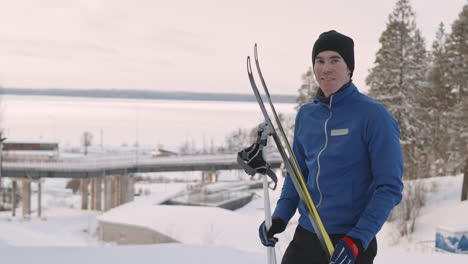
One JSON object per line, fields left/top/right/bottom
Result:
{"left": 0, "top": 174, "right": 467, "bottom": 263}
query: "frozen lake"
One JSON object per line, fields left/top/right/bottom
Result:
{"left": 1, "top": 95, "right": 296, "bottom": 150}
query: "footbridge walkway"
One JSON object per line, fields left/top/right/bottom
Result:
{"left": 0, "top": 153, "right": 283, "bottom": 218}
{"left": 1, "top": 153, "right": 283, "bottom": 178}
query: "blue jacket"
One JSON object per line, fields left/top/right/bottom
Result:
{"left": 272, "top": 82, "right": 403, "bottom": 249}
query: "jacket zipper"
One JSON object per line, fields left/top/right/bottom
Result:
{"left": 315, "top": 95, "right": 333, "bottom": 208}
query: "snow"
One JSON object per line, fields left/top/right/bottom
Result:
{"left": 1, "top": 243, "right": 265, "bottom": 264}
{"left": 0, "top": 208, "right": 99, "bottom": 247}
{"left": 0, "top": 174, "right": 467, "bottom": 263}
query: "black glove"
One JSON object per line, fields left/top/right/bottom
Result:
{"left": 258, "top": 218, "right": 287, "bottom": 247}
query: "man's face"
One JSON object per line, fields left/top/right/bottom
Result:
{"left": 313, "top": 50, "right": 351, "bottom": 97}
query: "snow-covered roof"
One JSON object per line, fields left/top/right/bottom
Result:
{"left": 97, "top": 201, "right": 262, "bottom": 253}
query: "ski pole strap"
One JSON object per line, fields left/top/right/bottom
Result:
{"left": 237, "top": 123, "right": 278, "bottom": 190}
{"left": 237, "top": 145, "right": 278, "bottom": 190}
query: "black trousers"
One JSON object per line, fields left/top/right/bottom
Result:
{"left": 282, "top": 225, "right": 377, "bottom": 264}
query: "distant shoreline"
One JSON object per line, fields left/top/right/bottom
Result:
{"left": 1, "top": 88, "right": 297, "bottom": 104}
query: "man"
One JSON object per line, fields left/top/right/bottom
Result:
{"left": 258, "top": 30, "right": 404, "bottom": 264}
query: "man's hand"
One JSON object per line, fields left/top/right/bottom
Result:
{"left": 329, "top": 236, "right": 361, "bottom": 264}
{"left": 258, "top": 218, "right": 286, "bottom": 247}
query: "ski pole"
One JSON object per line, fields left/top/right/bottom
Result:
{"left": 263, "top": 173, "right": 277, "bottom": 264}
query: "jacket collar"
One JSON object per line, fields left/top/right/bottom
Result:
{"left": 313, "top": 81, "right": 356, "bottom": 107}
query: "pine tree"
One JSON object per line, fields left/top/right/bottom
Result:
{"left": 426, "top": 23, "right": 452, "bottom": 176}
{"left": 295, "top": 67, "right": 319, "bottom": 111}
{"left": 366, "top": 0, "right": 430, "bottom": 179}
{"left": 444, "top": 4, "right": 468, "bottom": 174}
{"left": 454, "top": 96, "right": 468, "bottom": 162}
{"left": 445, "top": 4, "right": 468, "bottom": 103}
{"left": 427, "top": 23, "right": 452, "bottom": 109}
{"left": 425, "top": 4, "right": 468, "bottom": 176}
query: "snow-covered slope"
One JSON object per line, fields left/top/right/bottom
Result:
{"left": 377, "top": 175, "right": 468, "bottom": 252}
{"left": 0, "top": 175, "right": 467, "bottom": 263}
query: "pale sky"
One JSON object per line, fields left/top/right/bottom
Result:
{"left": 0, "top": 0, "right": 465, "bottom": 95}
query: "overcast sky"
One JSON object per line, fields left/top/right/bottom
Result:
{"left": 0, "top": 0, "right": 465, "bottom": 95}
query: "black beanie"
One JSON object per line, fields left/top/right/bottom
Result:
{"left": 312, "top": 30, "right": 355, "bottom": 77}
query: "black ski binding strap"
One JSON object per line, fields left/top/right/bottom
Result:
{"left": 237, "top": 122, "right": 278, "bottom": 190}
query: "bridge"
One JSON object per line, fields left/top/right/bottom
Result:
{"left": 0, "top": 152, "right": 284, "bottom": 218}
{"left": 1, "top": 152, "right": 283, "bottom": 178}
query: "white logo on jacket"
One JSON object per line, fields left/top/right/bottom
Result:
{"left": 330, "top": 128, "right": 349, "bottom": 136}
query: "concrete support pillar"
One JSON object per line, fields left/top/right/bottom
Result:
{"left": 0, "top": 178, "right": 2, "bottom": 204}
{"left": 90, "top": 178, "right": 96, "bottom": 210}
{"left": 22, "top": 180, "right": 31, "bottom": 218}
{"left": 104, "top": 176, "right": 112, "bottom": 211}
{"left": 202, "top": 171, "right": 217, "bottom": 184}
{"left": 11, "top": 181, "right": 17, "bottom": 217}
{"left": 81, "top": 178, "right": 89, "bottom": 210}
{"left": 2, "top": 178, "right": 6, "bottom": 204}
{"left": 111, "top": 176, "right": 116, "bottom": 208}
{"left": 202, "top": 171, "right": 207, "bottom": 184}
{"left": 120, "top": 175, "right": 128, "bottom": 204}
{"left": 102, "top": 174, "right": 134, "bottom": 210}
{"left": 127, "top": 175, "right": 134, "bottom": 202}
{"left": 206, "top": 171, "right": 211, "bottom": 183}
{"left": 112, "top": 175, "right": 120, "bottom": 208}
{"left": 37, "top": 180, "right": 42, "bottom": 218}
{"left": 95, "top": 177, "right": 102, "bottom": 211}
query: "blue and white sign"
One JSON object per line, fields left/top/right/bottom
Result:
{"left": 436, "top": 225, "right": 468, "bottom": 254}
